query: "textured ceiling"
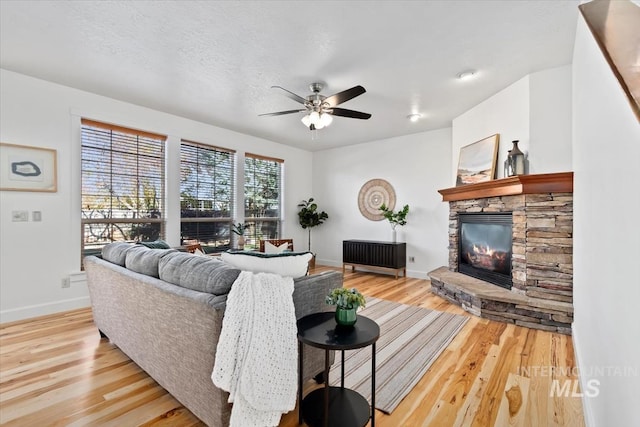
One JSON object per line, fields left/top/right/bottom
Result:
{"left": 0, "top": 0, "right": 580, "bottom": 151}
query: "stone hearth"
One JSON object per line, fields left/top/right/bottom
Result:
{"left": 428, "top": 172, "right": 574, "bottom": 334}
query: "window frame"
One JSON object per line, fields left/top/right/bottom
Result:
{"left": 179, "top": 140, "right": 236, "bottom": 253}
{"left": 80, "top": 119, "right": 167, "bottom": 258}
{"left": 243, "top": 152, "right": 284, "bottom": 249}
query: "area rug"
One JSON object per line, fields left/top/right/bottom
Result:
{"left": 328, "top": 297, "right": 468, "bottom": 414}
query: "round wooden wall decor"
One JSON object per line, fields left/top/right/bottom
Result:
{"left": 358, "top": 179, "right": 396, "bottom": 221}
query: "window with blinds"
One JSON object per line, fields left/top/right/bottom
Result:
{"left": 81, "top": 119, "right": 166, "bottom": 257}
{"left": 244, "top": 153, "right": 283, "bottom": 249}
{"left": 180, "top": 141, "right": 235, "bottom": 253}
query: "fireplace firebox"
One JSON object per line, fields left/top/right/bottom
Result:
{"left": 458, "top": 213, "right": 512, "bottom": 289}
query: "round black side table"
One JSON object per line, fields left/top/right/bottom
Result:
{"left": 297, "top": 312, "right": 380, "bottom": 427}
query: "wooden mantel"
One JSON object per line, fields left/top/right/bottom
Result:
{"left": 438, "top": 172, "right": 573, "bottom": 202}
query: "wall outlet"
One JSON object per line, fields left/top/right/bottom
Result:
{"left": 12, "top": 211, "right": 29, "bottom": 222}
{"left": 409, "top": 256, "right": 415, "bottom": 263}
{"left": 61, "top": 277, "right": 70, "bottom": 288}
{"left": 32, "top": 211, "right": 42, "bottom": 221}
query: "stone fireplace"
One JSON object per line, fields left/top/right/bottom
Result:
{"left": 458, "top": 212, "right": 513, "bottom": 290}
{"left": 428, "top": 172, "right": 574, "bottom": 334}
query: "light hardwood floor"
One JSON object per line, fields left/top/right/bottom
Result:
{"left": 0, "top": 266, "right": 585, "bottom": 426}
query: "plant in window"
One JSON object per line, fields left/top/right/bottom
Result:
{"left": 297, "top": 198, "right": 329, "bottom": 252}
{"left": 232, "top": 223, "right": 247, "bottom": 236}
{"left": 232, "top": 223, "right": 247, "bottom": 250}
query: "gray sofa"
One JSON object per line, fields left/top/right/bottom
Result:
{"left": 84, "top": 242, "right": 341, "bottom": 426}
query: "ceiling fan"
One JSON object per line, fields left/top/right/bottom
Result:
{"left": 259, "top": 83, "right": 372, "bottom": 131}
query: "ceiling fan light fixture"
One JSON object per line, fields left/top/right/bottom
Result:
{"left": 320, "top": 112, "right": 333, "bottom": 127}
{"left": 302, "top": 111, "right": 332, "bottom": 130}
{"left": 264, "top": 83, "right": 370, "bottom": 134}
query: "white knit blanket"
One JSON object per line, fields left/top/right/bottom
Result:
{"left": 211, "top": 271, "right": 298, "bottom": 427}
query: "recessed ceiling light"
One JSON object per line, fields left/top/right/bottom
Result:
{"left": 457, "top": 70, "right": 477, "bottom": 81}
{"left": 407, "top": 113, "right": 422, "bottom": 122}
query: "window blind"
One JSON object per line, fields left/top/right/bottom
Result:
{"left": 244, "top": 153, "right": 283, "bottom": 249}
{"left": 81, "top": 119, "right": 166, "bottom": 257}
{"left": 180, "top": 140, "right": 235, "bottom": 252}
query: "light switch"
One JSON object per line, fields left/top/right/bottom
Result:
{"left": 11, "top": 211, "right": 28, "bottom": 222}
{"left": 32, "top": 211, "right": 42, "bottom": 222}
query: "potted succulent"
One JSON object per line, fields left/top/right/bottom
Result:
{"left": 325, "top": 287, "right": 366, "bottom": 326}
{"left": 379, "top": 203, "right": 409, "bottom": 242}
{"left": 231, "top": 222, "right": 247, "bottom": 250}
{"left": 297, "top": 197, "right": 329, "bottom": 268}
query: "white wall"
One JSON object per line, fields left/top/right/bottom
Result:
{"left": 452, "top": 76, "right": 530, "bottom": 182}
{"left": 0, "top": 69, "right": 313, "bottom": 322}
{"left": 452, "top": 65, "right": 572, "bottom": 182}
{"left": 310, "top": 65, "right": 573, "bottom": 279}
{"left": 572, "top": 17, "right": 640, "bottom": 427}
{"left": 311, "top": 128, "right": 452, "bottom": 277}
{"left": 529, "top": 66, "right": 573, "bottom": 173}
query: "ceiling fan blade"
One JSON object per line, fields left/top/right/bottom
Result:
{"left": 259, "top": 109, "right": 307, "bottom": 117}
{"left": 330, "top": 107, "right": 372, "bottom": 120}
{"left": 271, "top": 86, "right": 307, "bottom": 104}
{"left": 324, "top": 85, "right": 366, "bottom": 107}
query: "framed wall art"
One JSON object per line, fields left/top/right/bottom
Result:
{"left": 358, "top": 178, "right": 396, "bottom": 221}
{"left": 0, "top": 143, "right": 58, "bottom": 192}
{"left": 455, "top": 134, "right": 499, "bottom": 186}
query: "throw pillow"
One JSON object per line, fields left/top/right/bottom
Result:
{"left": 264, "top": 241, "right": 289, "bottom": 254}
{"left": 137, "top": 239, "right": 171, "bottom": 249}
{"left": 193, "top": 248, "right": 207, "bottom": 257}
{"left": 220, "top": 251, "right": 312, "bottom": 278}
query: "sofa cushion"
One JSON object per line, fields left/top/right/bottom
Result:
{"left": 125, "top": 245, "right": 176, "bottom": 278}
{"left": 220, "top": 251, "right": 312, "bottom": 278}
{"left": 159, "top": 252, "right": 241, "bottom": 295}
{"left": 102, "top": 242, "right": 136, "bottom": 266}
{"left": 158, "top": 252, "right": 213, "bottom": 286}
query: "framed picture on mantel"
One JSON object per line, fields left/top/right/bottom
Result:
{"left": 455, "top": 134, "right": 499, "bottom": 186}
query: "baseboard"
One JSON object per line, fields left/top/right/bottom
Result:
{"left": 572, "top": 323, "right": 595, "bottom": 427}
{"left": 316, "top": 258, "right": 426, "bottom": 279}
{"left": 316, "top": 258, "right": 342, "bottom": 268}
{"left": 0, "top": 296, "right": 91, "bottom": 324}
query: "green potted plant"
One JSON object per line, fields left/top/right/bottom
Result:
{"left": 297, "top": 197, "right": 329, "bottom": 268}
{"left": 379, "top": 203, "right": 409, "bottom": 242}
{"left": 231, "top": 222, "right": 247, "bottom": 250}
{"left": 325, "top": 287, "right": 366, "bottom": 326}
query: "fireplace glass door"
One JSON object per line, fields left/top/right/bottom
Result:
{"left": 458, "top": 213, "right": 512, "bottom": 289}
